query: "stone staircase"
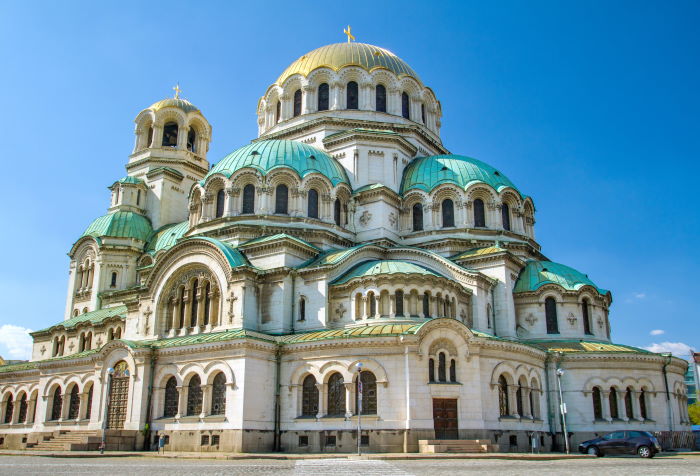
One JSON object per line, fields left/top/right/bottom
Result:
{"left": 27, "top": 430, "right": 100, "bottom": 451}
{"left": 419, "top": 439, "right": 499, "bottom": 453}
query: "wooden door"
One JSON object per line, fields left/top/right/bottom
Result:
{"left": 106, "top": 361, "right": 129, "bottom": 429}
{"left": 432, "top": 398, "right": 458, "bottom": 440}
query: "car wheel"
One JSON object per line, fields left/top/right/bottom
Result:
{"left": 637, "top": 445, "right": 653, "bottom": 458}
{"left": 587, "top": 446, "right": 601, "bottom": 457}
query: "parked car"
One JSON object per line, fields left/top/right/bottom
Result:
{"left": 578, "top": 431, "right": 662, "bottom": 458}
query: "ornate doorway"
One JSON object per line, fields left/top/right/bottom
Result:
{"left": 106, "top": 361, "right": 129, "bottom": 429}
{"left": 432, "top": 398, "right": 458, "bottom": 440}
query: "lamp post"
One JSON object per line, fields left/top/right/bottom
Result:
{"left": 555, "top": 368, "right": 570, "bottom": 454}
{"left": 100, "top": 367, "right": 115, "bottom": 454}
{"left": 356, "top": 362, "right": 363, "bottom": 456}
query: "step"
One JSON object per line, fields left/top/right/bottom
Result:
{"left": 419, "top": 439, "right": 493, "bottom": 445}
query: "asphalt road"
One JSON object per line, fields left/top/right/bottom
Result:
{"left": 0, "top": 454, "right": 698, "bottom": 475}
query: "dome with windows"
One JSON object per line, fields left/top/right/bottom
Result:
{"left": 401, "top": 154, "right": 523, "bottom": 196}
{"left": 513, "top": 260, "right": 609, "bottom": 295}
{"left": 204, "top": 139, "right": 350, "bottom": 186}
{"left": 331, "top": 260, "right": 444, "bottom": 285}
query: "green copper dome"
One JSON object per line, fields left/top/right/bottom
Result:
{"left": 332, "top": 259, "right": 444, "bottom": 285}
{"left": 82, "top": 211, "right": 152, "bottom": 242}
{"left": 513, "top": 260, "right": 609, "bottom": 295}
{"left": 146, "top": 221, "right": 189, "bottom": 254}
{"left": 401, "top": 154, "right": 522, "bottom": 196}
{"left": 204, "top": 140, "right": 350, "bottom": 186}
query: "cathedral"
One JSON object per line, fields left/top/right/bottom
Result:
{"left": 0, "top": 37, "right": 691, "bottom": 454}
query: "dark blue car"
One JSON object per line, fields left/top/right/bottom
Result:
{"left": 578, "top": 430, "right": 662, "bottom": 458}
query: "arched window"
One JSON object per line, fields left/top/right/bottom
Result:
{"left": 502, "top": 203, "right": 511, "bottom": 231}
{"left": 275, "top": 184, "right": 288, "bottom": 214}
{"left": 68, "top": 386, "right": 80, "bottom": 420}
{"left": 163, "top": 377, "right": 178, "bottom": 418}
{"left": 421, "top": 103, "right": 426, "bottom": 123}
{"left": 215, "top": 189, "right": 225, "bottom": 218}
{"left": 242, "top": 184, "right": 255, "bottom": 214}
{"left": 298, "top": 297, "right": 306, "bottom": 321}
{"left": 114, "top": 327, "right": 121, "bottom": 339}
{"left": 187, "top": 128, "right": 196, "bottom": 152}
{"left": 545, "top": 297, "right": 559, "bottom": 334}
{"left": 395, "top": 290, "right": 404, "bottom": 316}
{"left": 486, "top": 303, "right": 492, "bottom": 328}
{"left": 85, "top": 385, "right": 93, "bottom": 420}
{"left": 423, "top": 292, "right": 430, "bottom": 317}
{"left": 474, "top": 198, "right": 485, "bottom": 227}
{"left": 79, "top": 333, "right": 86, "bottom": 352}
{"left": 438, "top": 352, "right": 446, "bottom": 382}
{"left": 162, "top": 122, "right": 178, "bottom": 147}
{"left": 609, "top": 387, "right": 619, "bottom": 419}
{"left": 4, "top": 395, "right": 13, "bottom": 423}
{"left": 334, "top": 199, "right": 342, "bottom": 225}
{"left": 147, "top": 127, "right": 154, "bottom": 148}
{"left": 51, "top": 387, "right": 62, "bottom": 421}
{"left": 582, "top": 298, "right": 592, "bottom": 335}
{"left": 346, "top": 81, "right": 358, "bottom": 109}
{"left": 375, "top": 84, "right": 386, "bottom": 112}
{"left": 449, "top": 359, "right": 456, "bottom": 382}
{"left": 110, "top": 272, "right": 117, "bottom": 288}
{"left": 85, "top": 332, "right": 92, "bottom": 350}
{"left": 307, "top": 189, "right": 319, "bottom": 219}
{"left": 318, "top": 83, "right": 329, "bottom": 111}
{"left": 498, "top": 376, "right": 509, "bottom": 417}
{"left": 137, "top": 190, "right": 141, "bottom": 206}
{"left": 293, "top": 89, "right": 302, "bottom": 117}
{"left": 275, "top": 101, "right": 281, "bottom": 123}
{"left": 442, "top": 199, "right": 454, "bottom": 227}
{"left": 327, "top": 373, "right": 345, "bottom": 416}
{"left": 18, "top": 394, "right": 27, "bottom": 423}
{"left": 401, "top": 92, "right": 410, "bottom": 119}
{"left": 428, "top": 358, "right": 435, "bottom": 382}
{"left": 211, "top": 372, "right": 226, "bottom": 415}
{"left": 203, "top": 282, "right": 211, "bottom": 326}
{"left": 624, "top": 387, "right": 634, "bottom": 419}
{"left": 190, "top": 279, "right": 199, "bottom": 328}
{"left": 412, "top": 203, "right": 423, "bottom": 231}
{"left": 186, "top": 375, "right": 203, "bottom": 416}
{"left": 108, "top": 328, "right": 114, "bottom": 342}
{"left": 516, "top": 383, "right": 523, "bottom": 416}
{"left": 178, "top": 287, "right": 186, "bottom": 328}
{"left": 301, "top": 375, "right": 318, "bottom": 416}
{"left": 357, "top": 371, "right": 377, "bottom": 415}
{"left": 639, "top": 389, "right": 648, "bottom": 419}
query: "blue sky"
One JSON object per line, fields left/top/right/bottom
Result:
{"left": 0, "top": 1, "right": 698, "bottom": 360}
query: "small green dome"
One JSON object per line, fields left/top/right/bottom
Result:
{"left": 146, "top": 221, "right": 189, "bottom": 254}
{"left": 332, "top": 259, "right": 444, "bottom": 285}
{"left": 514, "top": 260, "right": 609, "bottom": 295}
{"left": 82, "top": 211, "right": 152, "bottom": 242}
{"left": 204, "top": 140, "right": 350, "bottom": 186}
{"left": 114, "top": 176, "right": 144, "bottom": 186}
{"left": 148, "top": 97, "right": 199, "bottom": 113}
{"left": 401, "top": 154, "right": 522, "bottom": 196}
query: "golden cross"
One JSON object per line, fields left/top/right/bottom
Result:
{"left": 173, "top": 83, "right": 181, "bottom": 99}
{"left": 343, "top": 25, "right": 355, "bottom": 43}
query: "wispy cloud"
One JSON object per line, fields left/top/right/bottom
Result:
{"left": 0, "top": 325, "right": 32, "bottom": 360}
{"left": 634, "top": 293, "right": 646, "bottom": 299}
{"left": 649, "top": 329, "right": 665, "bottom": 336}
{"left": 644, "top": 341, "right": 695, "bottom": 357}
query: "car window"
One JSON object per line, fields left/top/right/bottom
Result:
{"left": 606, "top": 431, "right": 625, "bottom": 439}
{"left": 629, "top": 431, "right": 644, "bottom": 438}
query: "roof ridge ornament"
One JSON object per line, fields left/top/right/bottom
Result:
{"left": 173, "top": 83, "right": 181, "bottom": 99}
{"left": 343, "top": 25, "right": 355, "bottom": 43}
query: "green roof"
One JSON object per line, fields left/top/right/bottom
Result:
{"left": 114, "top": 176, "right": 144, "bottom": 185}
{"left": 179, "top": 237, "right": 250, "bottom": 268}
{"left": 146, "top": 221, "right": 189, "bottom": 254}
{"left": 401, "top": 154, "right": 523, "bottom": 196}
{"left": 513, "top": 260, "right": 609, "bottom": 295}
{"left": 146, "top": 328, "right": 275, "bottom": 348}
{"left": 332, "top": 259, "right": 444, "bottom": 285}
{"left": 204, "top": 140, "right": 350, "bottom": 186}
{"left": 82, "top": 211, "right": 152, "bottom": 242}
{"left": 297, "top": 244, "right": 375, "bottom": 269}
{"left": 353, "top": 183, "right": 387, "bottom": 194}
{"left": 523, "top": 339, "right": 650, "bottom": 354}
{"left": 34, "top": 305, "right": 127, "bottom": 334}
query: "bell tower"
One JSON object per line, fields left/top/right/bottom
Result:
{"left": 125, "top": 87, "right": 212, "bottom": 229}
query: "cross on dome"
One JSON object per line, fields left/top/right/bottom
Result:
{"left": 173, "top": 83, "right": 182, "bottom": 99}
{"left": 343, "top": 25, "right": 355, "bottom": 43}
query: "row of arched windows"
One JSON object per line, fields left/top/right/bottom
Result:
{"left": 544, "top": 297, "right": 594, "bottom": 335}
{"left": 49, "top": 383, "right": 93, "bottom": 422}
{"left": 300, "top": 371, "right": 377, "bottom": 417}
{"left": 428, "top": 352, "right": 457, "bottom": 383}
{"left": 353, "top": 290, "right": 457, "bottom": 320}
{"left": 166, "top": 278, "right": 219, "bottom": 331}
{"left": 75, "top": 258, "right": 94, "bottom": 294}
{"left": 2, "top": 391, "right": 37, "bottom": 425}
{"left": 162, "top": 372, "right": 227, "bottom": 418}
{"left": 497, "top": 375, "right": 541, "bottom": 419}
{"left": 591, "top": 386, "right": 649, "bottom": 421}
{"left": 153, "top": 122, "right": 198, "bottom": 152}
{"left": 411, "top": 198, "right": 512, "bottom": 232}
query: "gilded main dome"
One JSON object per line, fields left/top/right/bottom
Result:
{"left": 276, "top": 42, "right": 421, "bottom": 86}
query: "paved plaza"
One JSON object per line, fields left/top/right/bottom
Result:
{"left": 0, "top": 455, "right": 698, "bottom": 476}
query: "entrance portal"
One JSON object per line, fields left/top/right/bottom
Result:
{"left": 432, "top": 398, "right": 458, "bottom": 439}
{"left": 106, "top": 361, "right": 129, "bottom": 429}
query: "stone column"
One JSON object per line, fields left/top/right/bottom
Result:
{"left": 631, "top": 390, "right": 643, "bottom": 421}
{"left": 279, "top": 94, "right": 290, "bottom": 121}
{"left": 523, "top": 387, "right": 532, "bottom": 419}
{"left": 176, "top": 386, "right": 187, "bottom": 418}
{"left": 316, "top": 383, "right": 326, "bottom": 418}
{"left": 302, "top": 85, "right": 313, "bottom": 114}
{"left": 177, "top": 125, "right": 188, "bottom": 149}
{"left": 344, "top": 382, "right": 354, "bottom": 419}
{"left": 389, "top": 294, "right": 396, "bottom": 318}
{"left": 617, "top": 393, "right": 628, "bottom": 421}
{"left": 196, "top": 285, "right": 206, "bottom": 329}
{"left": 330, "top": 82, "right": 341, "bottom": 110}
{"left": 152, "top": 124, "right": 164, "bottom": 148}
{"left": 78, "top": 391, "right": 89, "bottom": 420}
{"left": 601, "top": 391, "right": 612, "bottom": 421}
{"left": 60, "top": 393, "right": 71, "bottom": 421}
{"left": 183, "top": 293, "right": 192, "bottom": 331}
{"left": 388, "top": 87, "right": 400, "bottom": 115}
{"left": 361, "top": 296, "right": 368, "bottom": 320}
{"left": 507, "top": 385, "right": 519, "bottom": 417}
{"left": 201, "top": 384, "right": 212, "bottom": 417}
{"left": 27, "top": 396, "right": 37, "bottom": 424}
{"left": 359, "top": 81, "right": 372, "bottom": 110}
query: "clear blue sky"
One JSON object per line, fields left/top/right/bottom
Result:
{"left": 0, "top": 1, "right": 698, "bottom": 360}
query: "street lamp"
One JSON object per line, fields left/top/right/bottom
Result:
{"left": 555, "top": 368, "right": 570, "bottom": 454}
{"left": 355, "top": 362, "right": 363, "bottom": 456}
{"left": 100, "top": 367, "right": 115, "bottom": 454}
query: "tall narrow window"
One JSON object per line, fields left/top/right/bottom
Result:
{"left": 442, "top": 199, "right": 454, "bottom": 227}
{"left": 275, "top": 100, "right": 281, "bottom": 123}
{"left": 275, "top": 184, "right": 288, "bottom": 214}
{"left": 137, "top": 190, "right": 141, "bottom": 206}
{"left": 449, "top": 359, "right": 456, "bottom": 382}
{"left": 68, "top": 386, "right": 80, "bottom": 420}
{"left": 438, "top": 352, "right": 446, "bottom": 382}
{"left": 203, "top": 282, "right": 211, "bottom": 326}
{"left": 609, "top": 387, "right": 619, "bottom": 419}
{"left": 502, "top": 203, "right": 511, "bottom": 231}
{"left": 211, "top": 372, "right": 226, "bottom": 415}
{"left": 293, "top": 89, "right": 302, "bottom": 117}
{"left": 85, "top": 385, "right": 93, "bottom": 420}
{"left": 412, "top": 203, "right": 423, "bottom": 231}
{"left": 178, "top": 287, "right": 186, "bottom": 328}
{"left": 51, "top": 387, "right": 62, "bottom": 421}
{"left": 187, "top": 128, "right": 196, "bottom": 152}
{"left": 395, "top": 290, "right": 404, "bottom": 316}
{"left": 162, "top": 122, "right": 178, "bottom": 147}
{"left": 498, "top": 376, "right": 509, "bottom": 417}
{"left": 545, "top": 297, "right": 559, "bottom": 334}
{"left": 302, "top": 375, "right": 319, "bottom": 416}
{"left": 624, "top": 387, "right": 633, "bottom": 419}
{"left": 299, "top": 297, "right": 306, "bottom": 321}
{"left": 215, "top": 189, "right": 225, "bottom": 218}
{"left": 190, "top": 279, "right": 199, "bottom": 328}
{"left": 474, "top": 198, "right": 486, "bottom": 227}
{"left": 147, "top": 127, "right": 153, "bottom": 147}
{"left": 428, "top": 358, "right": 435, "bottom": 382}
{"left": 421, "top": 104, "right": 426, "bottom": 124}
{"left": 318, "top": 83, "right": 329, "bottom": 111}
{"left": 516, "top": 383, "right": 523, "bottom": 416}
{"left": 163, "top": 377, "right": 178, "bottom": 418}
{"left": 186, "top": 375, "right": 203, "bottom": 416}
{"left": 423, "top": 292, "right": 430, "bottom": 317}
{"left": 18, "top": 394, "right": 27, "bottom": 423}
{"left": 356, "top": 371, "right": 377, "bottom": 415}
{"left": 346, "top": 81, "right": 358, "bottom": 109}
{"left": 368, "top": 292, "right": 376, "bottom": 317}
{"left": 401, "top": 92, "right": 410, "bottom": 119}
{"left": 4, "top": 395, "right": 13, "bottom": 423}
{"left": 375, "top": 84, "right": 386, "bottom": 112}
{"left": 582, "top": 298, "right": 592, "bottom": 335}
{"left": 327, "top": 373, "right": 345, "bottom": 416}
{"left": 334, "top": 199, "right": 342, "bottom": 225}
{"left": 242, "top": 184, "right": 255, "bottom": 214}
{"left": 639, "top": 389, "right": 648, "bottom": 419}
{"left": 307, "top": 189, "right": 319, "bottom": 219}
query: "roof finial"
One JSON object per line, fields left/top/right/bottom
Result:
{"left": 173, "top": 83, "right": 181, "bottom": 99}
{"left": 343, "top": 25, "right": 355, "bottom": 43}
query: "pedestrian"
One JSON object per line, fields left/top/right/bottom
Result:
{"left": 158, "top": 434, "right": 165, "bottom": 454}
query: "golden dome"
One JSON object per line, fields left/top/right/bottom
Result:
{"left": 148, "top": 98, "right": 199, "bottom": 113}
{"left": 276, "top": 42, "right": 421, "bottom": 85}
